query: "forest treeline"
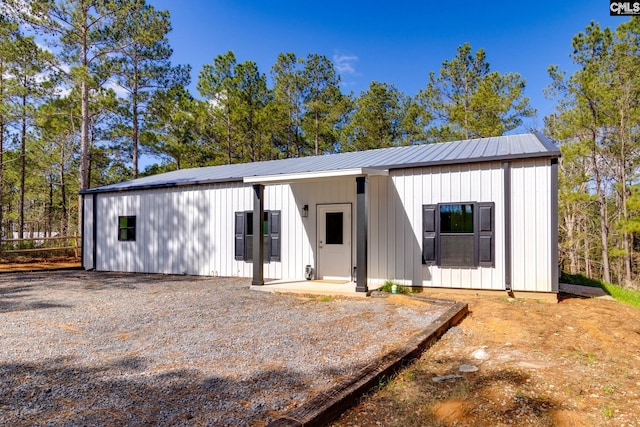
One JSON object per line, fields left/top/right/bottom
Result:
{"left": 1, "top": 1, "right": 639, "bottom": 287}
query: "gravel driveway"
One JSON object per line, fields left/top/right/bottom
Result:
{"left": 0, "top": 271, "right": 448, "bottom": 426}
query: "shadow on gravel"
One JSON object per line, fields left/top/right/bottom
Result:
{"left": 0, "top": 284, "right": 72, "bottom": 314}
{"left": 0, "top": 357, "right": 313, "bottom": 426}
{"left": 1, "top": 271, "right": 209, "bottom": 290}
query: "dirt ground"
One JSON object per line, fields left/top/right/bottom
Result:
{"left": 334, "top": 292, "right": 640, "bottom": 427}
{"left": 0, "top": 256, "right": 80, "bottom": 272}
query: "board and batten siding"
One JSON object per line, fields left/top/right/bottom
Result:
{"left": 368, "top": 162, "right": 505, "bottom": 290}
{"left": 368, "top": 159, "right": 556, "bottom": 293}
{"left": 85, "top": 177, "right": 360, "bottom": 280}
{"left": 510, "top": 158, "right": 558, "bottom": 293}
{"left": 84, "top": 158, "right": 556, "bottom": 293}
{"left": 89, "top": 183, "right": 299, "bottom": 278}
{"left": 82, "top": 195, "right": 94, "bottom": 268}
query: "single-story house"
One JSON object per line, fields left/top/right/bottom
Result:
{"left": 80, "top": 132, "right": 560, "bottom": 296}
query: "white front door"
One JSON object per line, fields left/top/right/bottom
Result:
{"left": 317, "top": 204, "right": 352, "bottom": 280}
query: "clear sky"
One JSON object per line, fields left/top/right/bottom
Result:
{"left": 148, "top": 0, "right": 628, "bottom": 132}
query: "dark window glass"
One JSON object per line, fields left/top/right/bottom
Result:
{"left": 118, "top": 216, "right": 136, "bottom": 241}
{"left": 440, "top": 235, "right": 475, "bottom": 267}
{"left": 235, "top": 210, "right": 282, "bottom": 263}
{"left": 246, "top": 212, "right": 253, "bottom": 235}
{"left": 245, "top": 212, "right": 269, "bottom": 236}
{"left": 263, "top": 212, "right": 269, "bottom": 235}
{"left": 325, "top": 212, "right": 343, "bottom": 244}
{"left": 440, "top": 204, "right": 474, "bottom": 233}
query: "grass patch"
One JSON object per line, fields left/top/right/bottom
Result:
{"left": 561, "top": 272, "right": 640, "bottom": 309}
{"left": 377, "top": 279, "right": 421, "bottom": 295}
{"left": 310, "top": 295, "right": 335, "bottom": 302}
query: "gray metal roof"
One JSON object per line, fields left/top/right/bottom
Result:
{"left": 81, "top": 132, "right": 560, "bottom": 194}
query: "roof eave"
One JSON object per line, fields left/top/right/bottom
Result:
{"left": 79, "top": 176, "right": 245, "bottom": 195}
{"left": 243, "top": 167, "right": 389, "bottom": 184}
{"left": 382, "top": 150, "right": 560, "bottom": 172}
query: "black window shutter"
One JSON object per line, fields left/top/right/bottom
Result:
{"left": 234, "top": 212, "right": 245, "bottom": 261}
{"left": 478, "top": 202, "right": 495, "bottom": 267}
{"left": 422, "top": 205, "right": 437, "bottom": 264}
{"left": 263, "top": 212, "right": 271, "bottom": 263}
{"left": 269, "top": 211, "right": 281, "bottom": 262}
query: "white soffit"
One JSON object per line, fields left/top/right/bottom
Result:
{"left": 243, "top": 167, "right": 389, "bottom": 184}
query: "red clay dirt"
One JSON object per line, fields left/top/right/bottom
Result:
{"left": 0, "top": 256, "right": 80, "bottom": 272}
{"left": 333, "top": 292, "right": 640, "bottom": 427}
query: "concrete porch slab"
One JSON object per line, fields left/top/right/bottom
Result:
{"left": 251, "top": 279, "right": 368, "bottom": 298}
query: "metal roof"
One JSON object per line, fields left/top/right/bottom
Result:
{"left": 81, "top": 132, "right": 560, "bottom": 194}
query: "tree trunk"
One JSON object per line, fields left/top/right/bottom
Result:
{"left": 0, "top": 120, "right": 4, "bottom": 241}
{"left": 226, "top": 108, "right": 232, "bottom": 164}
{"left": 315, "top": 110, "right": 319, "bottom": 155}
{"left": 0, "top": 68, "right": 4, "bottom": 241}
{"left": 590, "top": 136, "right": 610, "bottom": 283}
{"left": 78, "top": 10, "right": 90, "bottom": 235}
{"left": 565, "top": 213, "right": 578, "bottom": 274}
{"left": 619, "top": 113, "right": 632, "bottom": 286}
{"left": 60, "top": 148, "right": 67, "bottom": 236}
{"left": 583, "top": 218, "right": 592, "bottom": 278}
{"left": 132, "top": 61, "right": 139, "bottom": 178}
{"left": 48, "top": 176, "right": 53, "bottom": 238}
{"left": 19, "top": 92, "right": 27, "bottom": 240}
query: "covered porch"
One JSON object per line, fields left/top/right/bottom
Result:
{"left": 244, "top": 167, "right": 388, "bottom": 293}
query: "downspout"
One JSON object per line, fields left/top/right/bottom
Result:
{"left": 502, "top": 161, "right": 512, "bottom": 293}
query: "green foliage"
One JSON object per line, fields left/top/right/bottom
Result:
{"left": 417, "top": 42, "right": 535, "bottom": 142}
{"left": 109, "top": 3, "right": 184, "bottom": 178}
{"left": 377, "top": 279, "right": 416, "bottom": 295}
{"left": 198, "top": 51, "right": 272, "bottom": 164}
{"left": 561, "top": 272, "right": 640, "bottom": 308}
{"left": 342, "top": 81, "right": 409, "bottom": 151}
{"left": 547, "top": 17, "right": 640, "bottom": 286}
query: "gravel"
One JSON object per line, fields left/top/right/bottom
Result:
{"left": 0, "top": 271, "right": 448, "bottom": 426}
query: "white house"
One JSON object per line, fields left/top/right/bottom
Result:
{"left": 81, "top": 133, "right": 560, "bottom": 296}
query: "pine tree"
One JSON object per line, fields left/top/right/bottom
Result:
{"left": 418, "top": 43, "right": 534, "bottom": 142}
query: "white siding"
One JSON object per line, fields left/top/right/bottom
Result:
{"left": 82, "top": 195, "right": 94, "bottom": 269}
{"left": 95, "top": 184, "right": 254, "bottom": 276}
{"left": 90, "top": 158, "right": 556, "bottom": 293}
{"left": 92, "top": 178, "right": 358, "bottom": 280}
{"left": 289, "top": 178, "right": 357, "bottom": 278}
{"left": 510, "top": 159, "right": 555, "bottom": 292}
{"left": 368, "top": 162, "right": 505, "bottom": 290}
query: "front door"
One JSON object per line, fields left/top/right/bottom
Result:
{"left": 317, "top": 204, "right": 352, "bottom": 280}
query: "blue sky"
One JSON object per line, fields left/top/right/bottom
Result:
{"left": 148, "top": 0, "right": 627, "bottom": 132}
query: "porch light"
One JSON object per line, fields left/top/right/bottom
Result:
{"left": 302, "top": 204, "right": 309, "bottom": 217}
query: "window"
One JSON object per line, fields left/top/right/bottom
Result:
{"left": 234, "top": 210, "right": 281, "bottom": 262}
{"left": 422, "top": 202, "right": 494, "bottom": 268}
{"left": 118, "top": 216, "right": 136, "bottom": 242}
{"left": 325, "top": 212, "right": 344, "bottom": 244}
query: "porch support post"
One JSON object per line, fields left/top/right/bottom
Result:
{"left": 252, "top": 184, "right": 264, "bottom": 286}
{"left": 355, "top": 176, "right": 368, "bottom": 293}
